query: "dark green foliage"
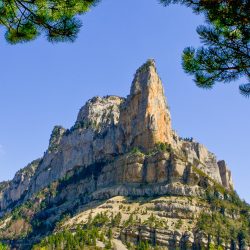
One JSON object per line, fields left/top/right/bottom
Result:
{"left": 136, "top": 241, "right": 150, "bottom": 250}
{"left": 193, "top": 164, "right": 250, "bottom": 248}
{"left": 154, "top": 142, "right": 171, "bottom": 152}
{"left": 32, "top": 227, "right": 100, "bottom": 250}
{"left": 147, "top": 142, "right": 172, "bottom": 156}
{"left": 0, "top": 0, "right": 99, "bottom": 44}
{"left": 32, "top": 212, "right": 116, "bottom": 250}
{"left": 130, "top": 147, "right": 144, "bottom": 155}
{"left": 175, "top": 218, "right": 183, "bottom": 229}
{"left": 107, "top": 227, "right": 112, "bottom": 240}
{"left": 160, "top": 0, "right": 250, "bottom": 96}
{"left": 8, "top": 199, "right": 39, "bottom": 222}
{"left": 0, "top": 161, "right": 109, "bottom": 247}
{"left": 124, "top": 213, "right": 135, "bottom": 227}
{"left": 143, "top": 213, "right": 165, "bottom": 228}
{"left": 197, "top": 211, "right": 250, "bottom": 249}
{"left": 91, "top": 212, "right": 110, "bottom": 227}
{"left": 105, "top": 239, "right": 112, "bottom": 249}
{"left": 111, "top": 212, "right": 122, "bottom": 227}
{"left": 0, "top": 242, "right": 9, "bottom": 250}
{"left": 58, "top": 161, "right": 106, "bottom": 192}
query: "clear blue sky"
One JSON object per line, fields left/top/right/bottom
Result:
{"left": 0, "top": 0, "right": 249, "bottom": 202}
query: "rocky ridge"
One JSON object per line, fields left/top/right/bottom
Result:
{"left": 0, "top": 60, "right": 248, "bottom": 250}
{"left": 0, "top": 60, "right": 232, "bottom": 212}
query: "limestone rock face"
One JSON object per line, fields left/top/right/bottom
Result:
{"left": 76, "top": 95, "right": 124, "bottom": 132}
{"left": 119, "top": 60, "right": 172, "bottom": 151}
{"left": 180, "top": 141, "right": 223, "bottom": 184}
{"left": 0, "top": 159, "right": 40, "bottom": 211}
{"left": 0, "top": 59, "right": 234, "bottom": 213}
{"left": 0, "top": 60, "right": 245, "bottom": 250}
{"left": 27, "top": 95, "right": 125, "bottom": 196}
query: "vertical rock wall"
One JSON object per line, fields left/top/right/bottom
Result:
{"left": 119, "top": 59, "right": 172, "bottom": 152}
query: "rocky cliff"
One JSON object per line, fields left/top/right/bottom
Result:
{"left": 0, "top": 159, "right": 40, "bottom": 213}
{"left": 0, "top": 60, "right": 232, "bottom": 211}
{"left": 0, "top": 60, "right": 248, "bottom": 250}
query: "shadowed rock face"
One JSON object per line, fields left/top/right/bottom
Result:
{"left": 0, "top": 60, "right": 233, "bottom": 212}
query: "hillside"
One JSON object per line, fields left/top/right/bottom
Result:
{"left": 0, "top": 60, "right": 249, "bottom": 250}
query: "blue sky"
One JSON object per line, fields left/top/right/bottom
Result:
{"left": 0, "top": 0, "right": 249, "bottom": 202}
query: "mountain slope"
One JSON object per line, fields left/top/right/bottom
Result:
{"left": 0, "top": 60, "right": 249, "bottom": 250}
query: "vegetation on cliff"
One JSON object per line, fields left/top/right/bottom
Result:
{"left": 0, "top": 150, "right": 249, "bottom": 249}
{"left": 0, "top": 61, "right": 249, "bottom": 249}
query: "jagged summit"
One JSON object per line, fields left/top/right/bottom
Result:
{"left": 130, "top": 59, "right": 162, "bottom": 98}
{"left": 74, "top": 59, "right": 172, "bottom": 152}
{"left": 120, "top": 59, "right": 172, "bottom": 151}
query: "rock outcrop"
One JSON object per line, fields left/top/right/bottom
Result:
{"left": 119, "top": 60, "right": 172, "bottom": 151}
{"left": 218, "top": 160, "right": 234, "bottom": 189}
{"left": 0, "top": 159, "right": 40, "bottom": 212}
{"left": 180, "top": 140, "right": 225, "bottom": 185}
{"left": 1, "top": 60, "right": 247, "bottom": 250}
{"left": 0, "top": 60, "right": 233, "bottom": 212}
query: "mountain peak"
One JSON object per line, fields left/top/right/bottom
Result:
{"left": 120, "top": 60, "right": 172, "bottom": 151}
{"left": 130, "top": 59, "right": 158, "bottom": 96}
{"left": 0, "top": 61, "right": 246, "bottom": 250}
{"left": 135, "top": 59, "right": 156, "bottom": 75}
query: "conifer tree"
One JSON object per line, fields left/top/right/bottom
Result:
{"left": 160, "top": 0, "right": 250, "bottom": 96}
{"left": 0, "top": 0, "right": 99, "bottom": 44}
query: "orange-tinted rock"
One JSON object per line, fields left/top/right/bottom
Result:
{"left": 119, "top": 59, "right": 172, "bottom": 152}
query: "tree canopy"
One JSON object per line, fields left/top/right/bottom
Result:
{"left": 0, "top": 0, "right": 98, "bottom": 43}
{"left": 160, "top": 0, "right": 250, "bottom": 96}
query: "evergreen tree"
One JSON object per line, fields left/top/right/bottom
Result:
{"left": 0, "top": 0, "right": 99, "bottom": 44}
{"left": 107, "top": 227, "right": 113, "bottom": 240}
{"left": 105, "top": 240, "right": 112, "bottom": 249}
{"left": 160, "top": 0, "right": 250, "bottom": 96}
{"left": 137, "top": 241, "right": 150, "bottom": 250}
{"left": 111, "top": 212, "right": 122, "bottom": 227}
